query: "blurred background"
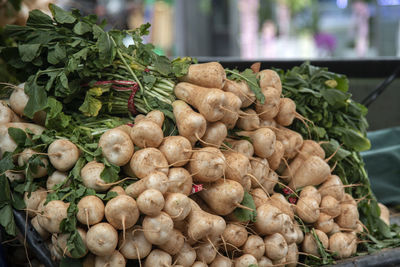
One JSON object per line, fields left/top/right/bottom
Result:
{"left": 3, "top": 0, "right": 399, "bottom": 59}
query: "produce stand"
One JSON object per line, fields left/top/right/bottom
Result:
{"left": 1, "top": 5, "right": 400, "bottom": 267}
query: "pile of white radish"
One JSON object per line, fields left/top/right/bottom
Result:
{"left": 1, "top": 62, "right": 389, "bottom": 267}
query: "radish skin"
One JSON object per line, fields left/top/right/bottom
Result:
{"left": 118, "top": 226, "right": 152, "bottom": 259}
{"left": 201, "top": 121, "right": 227, "bottom": 148}
{"left": 105, "top": 195, "right": 139, "bottom": 230}
{"left": 237, "top": 128, "right": 276, "bottom": 158}
{"left": 76, "top": 195, "right": 105, "bottom": 226}
{"left": 174, "top": 242, "right": 196, "bottom": 267}
{"left": 235, "top": 254, "right": 258, "bottom": 267}
{"left": 242, "top": 235, "right": 265, "bottom": 260}
{"left": 289, "top": 156, "right": 330, "bottom": 190}
{"left": 257, "top": 69, "right": 282, "bottom": 93}
{"left": 254, "top": 204, "right": 283, "bottom": 235}
{"left": 174, "top": 82, "right": 227, "bottom": 122}
{"left": 142, "top": 211, "right": 174, "bottom": 245}
{"left": 94, "top": 250, "right": 125, "bottom": 267}
{"left": 219, "top": 91, "right": 242, "bottom": 129}
{"left": 158, "top": 228, "right": 185, "bottom": 255}
{"left": 48, "top": 139, "right": 79, "bottom": 171}
{"left": 255, "top": 87, "right": 280, "bottom": 120}
{"left": 37, "top": 200, "right": 69, "bottom": 233}
{"left": 137, "top": 189, "right": 165, "bottom": 216}
{"left": 144, "top": 249, "right": 172, "bottom": 267}
{"left": 99, "top": 128, "right": 134, "bottom": 166}
{"left": 179, "top": 62, "right": 226, "bottom": 89}
{"left": 86, "top": 223, "right": 118, "bottom": 256}
{"left": 80, "top": 161, "right": 111, "bottom": 192}
{"left": 173, "top": 100, "right": 207, "bottom": 145}
{"left": 163, "top": 193, "right": 191, "bottom": 221}
{"left": 130, "top": 147, "right": 169, "bottom": 179}
{"left": 199, "top": 179, "right": 244, "bottom": 216}
{"left": 189, "top": 147, "right": 226, "bottom": 183}
{"left": 167, "top": 167, "right": 192, "bottom": 196}
{"left": 130, "top": 119, "right": 164, "bottom": 148}
{"left": 264, "top": 233, "right": 288, "bottom": 261}
{"left": 159, "top": 136, "right": 192, "bottom": 166}
{"left": 24, "top": 188, "right": 47, "bottom": 217}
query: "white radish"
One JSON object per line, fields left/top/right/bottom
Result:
{"left": 94, "top": 250, "right": 125, "bottom": 267}
{"left": 264, "top": 233, "right": 288, "bottom": 261}
{"left": 158, "top": 228, "right": 185, "bottom": 255}
{"left": 37, "top": 200, "right": 69, "bottom": 233}
{"left": 76, "top": 195, "right": 105, "bottom": 226}
{"left": 105, "top": 195, "right": 139, "bottom": 233}
{"left": 144, "top": 249, "right": 172, "bottom": 267}
{"left": 201, "top": 121, "right": 227, "bottom": 148}
{"left": 31, "top": 216, "right": 50, "bottom": 240}
{"left": 118, "top": 226, "right": 152, "bottom": 259}
{"left": 80, "top": 161, "right": 111, "bottom": 192}
{"left": 189, "top": 147, "right": 225, "bottom": 183}
{"left": 167, "top": 167, "right": 192, "bottom": 196}
{"left": 254, "top": 204, "right": 283, "bottom": 235}
{"left": 46, "top": 171, "right": 69, "bottom": 191}
{"left": 24, "top": 188, "right": 47, "bottom": 217}
{"left": 174, "top": 242, "right": 197, "bottom": 267}
{"left": 234, "top": 254, "right": 258, "bottom": 267}
{"left": 137, "top": 189, "right": 165, "bottom": 216}
{"left": 242, "top": 235, "right": 265, "bottom": 260}
{"left": 130, "top": 119, "right": 164, "bottom": 148}
{"left": 237, "top": 128, "right": 276, "bottom": 158}
{"left": 142, "top": 211, "right": 174, "bottom": 245}
{"left": 129, "top": 147, "right": 169, "bottom": 179}
{"left": 163, "top": 193, "right": 191, "bottom": 221}
{"left": 172, "top": 100, "right": 207, "bottom": 145}
{"left": 222, "top": 223, "right": 248, "bottom": 251}
{"left": 99, "top": 128, "right": 134, "bottom": 166}
{"left": 159, "top": 136, "right": 192, "bottom": 166}
{"left": 48, "top": 139, "right": 80, "bottom": 171}
{"left": 210, "top": 255, "right": 232, "bottom": 267}
{"left": 86, "top": 223, "right": 118, "bottom": 256}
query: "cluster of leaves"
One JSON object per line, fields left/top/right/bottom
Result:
{"left": 278, "top": 62, "right": 400, "bottom": 258}
{"left": 0, "top": 4, "right": 193, "bottom": 123}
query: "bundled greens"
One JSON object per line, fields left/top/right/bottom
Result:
{"left": 279, "top": 62, "right": 400, "bottom": 252}
{"left": 1, "top": 4, "right": 192, "bottom": 124}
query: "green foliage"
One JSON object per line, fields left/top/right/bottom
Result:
{"left": 226, "top": 68, "right": 265, "bottom": 104}
{"left": 234, "top": 191, "right": 257, "bottom": 222}
{"left": 1, "top": 5, "right": 193, "bottom": 122}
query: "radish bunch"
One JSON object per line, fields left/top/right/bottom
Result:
{"left": 1, "top": 63, "right": 386, "bottom": 267}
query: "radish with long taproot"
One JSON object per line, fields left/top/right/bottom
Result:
{"left": 289, "top": 156, "right": 330, "bottom": 190}
{"left": 199, "top": 179, "right": 245, "bottom": 216}
{"left": 174, "top": 82, "right": 226, "bottom": 122}
{"left": 172, "top": 100, "right": 207, "bottom": 145}
{"left": 179, "top": 62, "right": 226, "bottom": 88}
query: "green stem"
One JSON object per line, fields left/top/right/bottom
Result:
{"left": 110, "top": 37, "right": 144, "bottom": 94}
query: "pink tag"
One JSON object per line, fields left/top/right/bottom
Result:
{"left": 191, "top": 184, "right": 203, "bottom": 194}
